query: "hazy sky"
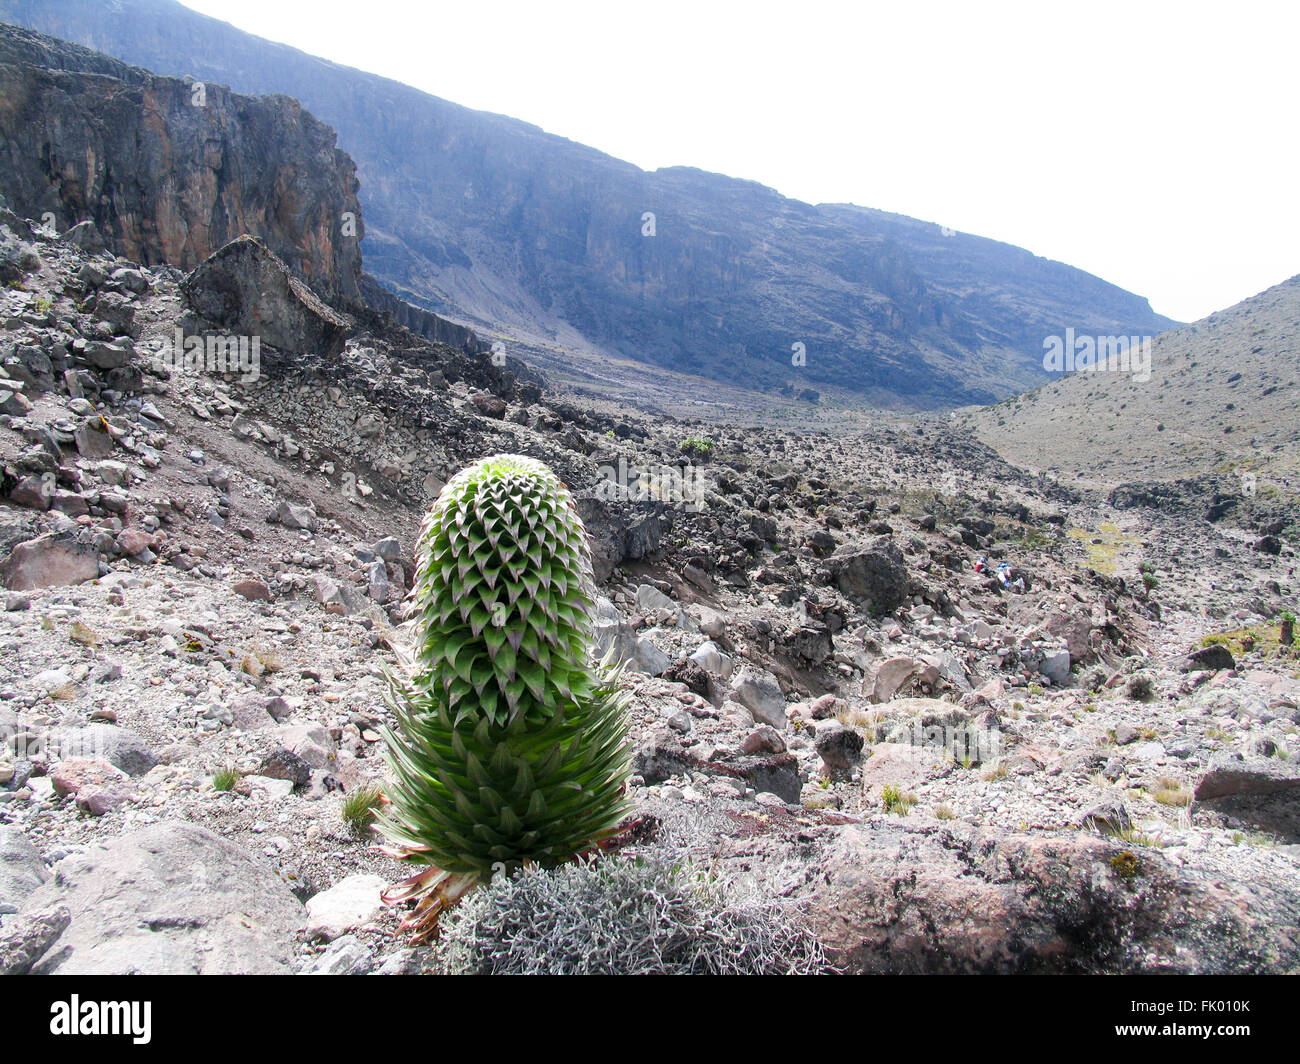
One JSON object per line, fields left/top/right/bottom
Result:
{"left": 181, "top": 0, "right": 1298, "bottom": 323}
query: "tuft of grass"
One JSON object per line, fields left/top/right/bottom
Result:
{"left": 1116, "top": 826, "right": 1159, "bottom": 848}
{"left": 212, "top": 764, "right": 240, "bottom": 791}
{"left": 980, "top": 759, "right": 1008, "bottom": 781}
{"left": 933, "top": 803, "right": 956, "bottom": 820}
{"left": 1153, "top": 784, "right": 1191, "bottom": 807}
{"left": 881, "top": 783, "right": 916, "bottom": 815}
{"left": 341, "top": 782, "right": 384, "bottom": 833}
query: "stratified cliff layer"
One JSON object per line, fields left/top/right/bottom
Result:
{"left": 0, "top": 22, "right": 363, "bottom": 304}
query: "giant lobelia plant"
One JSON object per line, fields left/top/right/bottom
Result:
{"left": 377, "top": 454, "right": 632, "bottom": 939}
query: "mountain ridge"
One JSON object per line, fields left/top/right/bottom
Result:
{"left": 0, "top": 0, "right": 1175, "bottom": 409}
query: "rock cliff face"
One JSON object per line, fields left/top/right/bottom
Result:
{"left": 0, "top": 22, "right": 363, "bottom": 305}
{"left": 0, "top": 0, "right": 1177, "bottom": 408}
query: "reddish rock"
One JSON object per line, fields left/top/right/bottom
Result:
{"left": 2, "top": 532, "right": 99, "bottom": 591}
{"left": 806, "top": 819, "right": 1300, "bottom": 974}
{"left": 115, "top": 528, "right": 154, "bottom": 556}
{"left": 78, "top": 785, "right": 130, "bottom": 817}
{"left": 232, "top": 579, "right": 271, "bottom": 602}
{"left": 50, "top": 757, "right": 128, "bottom": 798}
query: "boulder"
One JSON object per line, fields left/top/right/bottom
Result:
{"left": 813, "top": 720, "right": 864, "bottom": 778}
{"left": 689, "top": 640, "right": 734, "bottom": 679}
{"left": 805, "top": 819, "right": 1300, "bottom": 973}
{"left": 1186, "top": 645, "right": 1235, "bottom": 673}
{"left": 276, "top": 500, "right": 318, "bottom": 531}
{"left": 49, "top": 725, "right": 157, "bottom": 777}
{"left": 573, "top": 491, "right": 671, "bottom": 583}
{"left": 2, "top": 531, "right": 100, "bottom": 591}
{"left": 0, "top": 902, "right": 70, "bottom": 975}
{"left": 730, "top": 666, "right": 786, "bottom": 729}
{"left": 304, "top": 874, "right": 387, "bottom": 941}
{"left": 1195, "top": 753, "right": 1300, "bottom": 840}
{"left": 826, "top": 538, "right": 909, "bottom": 616}
{"left": 631, "top": 634, "right": 671, "bottom": 676}
{"left": 870, "top": 656, "right": 918, "bottom": 703}
{"left": 181, "top": 236, "right": 351, "bottom": 358}
{"left": 23, "top": 821, "right": 305, "bottom": 974}
{"left": 0, "top": 826, "right": 48, "bottom": 915}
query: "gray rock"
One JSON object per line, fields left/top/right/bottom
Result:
{"left": 689, "top": 639, "right": 733, "bottom": 678}
{"left": 305, "top": 873, "right": 386, "bottom": 941}
{"left": 50, "top": 725, "right": 157, "bottom": 777}
{"left": 259, "top": 747, "right": 313, "bottom": 788}
{"left": 24, "top": 821, "right": 305, "bottom": 974}
{"left": 277, "top": 500, "right": 319, "bottom": 531}
{"left": 373, "top": 536, "right": 403, "bottom": 562}
{"left": 826, "top": 537, "right": 909, "bottom": 616}
{"left": 631, "top": 634, "right": 671, "bottom": 676}
{"left": 0, "top": 826, "right": 48, "bottom": 915}
{"left": 814, "top": 720, "right": 865, "bottom": 778}
{"left": 1187, "top": 645, "right": 1235, "bottom": 673}
{"left": 592, "top": 596, "right": 638, "bottom": 666}
{"left": 2, "top": 530, "right": 100, "bottom": 590}
{"left": 230, "top": 693, "right": 292, "bottom": 730}
{"left": 635, "top": 583, "right": 676, "bottom": 613}
{"left": 730, "top": 666, "right": 786, "bottom": 729}
{"left": 0, "top": 902, "right": 70, "bottom": 975}
{"left": 372, "top": 947, "right": 425, "bottom": 975}
{"left": 573, "top": 492, "right": 671, "bottom": 583}
{"left": 315, "top": 575, "right": 366, "bottom": 616}
{"left": 302, "top": 933, "right": 373, "bottom": 975}
{"left": 73, "top": 419, "right": 115, "bottom": 458}
{"left": 1038, "top": 649, "right": 1072, "bottom": 686}
{"left": 181, "top": 236, "right": 351, "bottom": 357}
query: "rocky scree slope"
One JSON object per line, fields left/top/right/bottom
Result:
{"left": 965, "top": 274, "right": 1300, "bottom": 497}
{"left": 0, "top": 206, "right": 1298, "bottom": 972}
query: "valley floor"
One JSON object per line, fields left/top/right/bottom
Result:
{"left": 1, "top": 217, "right": 1298, "bottom": 974}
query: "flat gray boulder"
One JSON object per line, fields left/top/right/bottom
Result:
{"left": 24, "top": 820, "right": 305, "bottom": 974}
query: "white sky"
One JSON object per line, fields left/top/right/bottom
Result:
{"left": 181, "top": 0, "right": 1299, "bottom": 323}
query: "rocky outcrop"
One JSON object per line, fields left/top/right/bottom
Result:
{"left": 22, "top": 821, "right": 306, "bottom": 974}
{"left": 806, "top": 818, "right": 1300, "bottom": 974}
{"left": 0, "top": 825, "right": 48, "bottom": 914}
{"left": 181, "top": 236, "right": 352, "bottom": 358}
{"left": 359, "top": 275, "right": 481, "bottom": 354}
{"left": 1195, "top": 753, "right": 1300, "bottom": 841}
{"left": 0, "top": 22, "right": 363, "bottom": 304}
